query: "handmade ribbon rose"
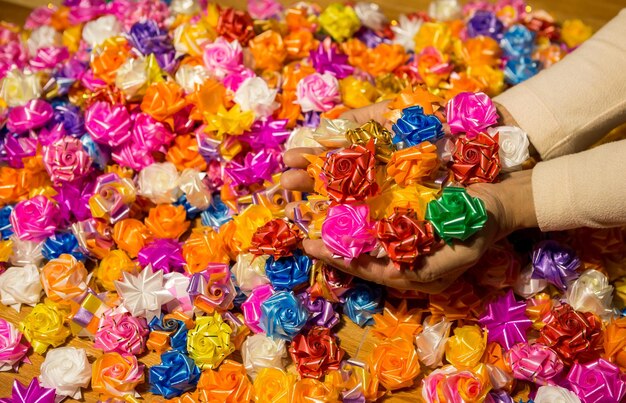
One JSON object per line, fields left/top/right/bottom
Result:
{"left": 8, "top": 237, "right": 45, "bottom": 267}
{"left": 289, "top": 326, "right": 344, "bottom": 379}
{"left": 264, "top": 250, "right": 311, "bottom": 291}
{"left": 10, "top": 195, "right": 60, "bottom": 241}
{"left": 140, "top": 81, "right": 186, "bottom": 124}
{"left": 253, "top": 368, "right": 296, "bottom": 403}
{"left": 144, "top": 204, "right": 190, "bottom": 239}
{"left": 425, "top": 187, "right": 488, "bottom": 244}
{"left": 187, "top": 312, "right": 235, "bottom": 370}
{"left": 422, "top": 364, "right": 492, "bottom": 403}
{"left": 292, "top": 378, "right": 339, "bottom": 403}
{"left": 187, "top": 264, "right": 236, "bottom": 313}
{"left": 368, "top": 338, "right": 421, "bottom": 391}
{"left": 321, "top": 140, "right": 379, "bottom": 203}
{"left": 249, "top": 219, "right": 302, "bottom": 259}
{"left": 42, "top": 136, "right": 92, "bottom": 185}
{"left": 387, "top": 142, "right": 439, "bottom": 186}
{"left": 39, "top": 347, "right": 91, "bottom": 400}
{"left": 42, "top": 233, "right": 84, "bottom": 262}
{"left": 92, "top": 352, "right": 144, "bottom": 400}
{"left": 538, "top": 303, "right": 603, "bottom": 365}
{"left": 531, "top": 240, "right": 581, "bottom": 290}
{"left": 415, "top": 318, "right": 452, "bottom": 367}
{"left": 260, "top": 290, "right": 309, "bottom": 341}
{"left": 242, "top": 284, "right": 275, "bottom": 333}
{"left": 566, "top": 269, "right": 614, "bottom": 320}
{"left": 112, "top": 218, "right": 151, "bottom": 258}
{"left": 137, "top": 162, "right": 181, "bottom": 204}
{"left": 300, "top": 293, "right": 340, "bottom": 329}
{"left": 94, "top": 312, "right": 149, "bottom": 355}
{"left": 41, "top": 254, "right": 89, "bottom": 303}
{"left": 534, "top": 385, "right": 581, "bottom": 403}
{"left": 232, "top": 253, "right": 270, "bottom": 294}
{"left": 445, "top": 325, "right": 487, "bottom": 369}
{"left": 0, "top": 264, "right": 42, "bottom": 311}
{"left": 19, "top": 302, "right": 70, "bottom": 354}
{"left": 506, "top": 343, "right": 563, "bottom": 385}
{"left": 376, "top": 208, "right": 438, "bottom": 267}
{"left": 241, "top": 333, "right": 287, "bottom": 379}
{"left": 96, "top": 249, "right": 139, "bottom": 291}
{"left": 392, "top": 106, "right": 444, "bottom": 147}
{"left": 149, "top": 350, "right": 201, "bottom": 399}
{"left": 479, "top": 290, "right": 532, "bottom": 350}
{"left": 344, "top": 283, "right": 382, "bottom": 327}
{"left": 450, "top": 131, "right": 501, "bottom": 184}
{"left": 233, "top": 77, "right": 279, "bottom": 118}
{"left": 196, "top": 360, "right": 253, "bottom": 402}
{"left": 321, "top": 204, "right": 377, "bottom": 261}
{"left": 446, "top": 91, "right": 498, "bottom": 138}
{"left": 0, "top": 318, "right": 29, "bottom": 372}
{"left": 296, "top": 72, "right": 340, "bottom": 113}
{"left": 567, "top": 359, "right": 626, "bottom": 403}
{"left": 0, "top": 70, "right": 42, "bottom": 108}
{"left": 561, "top": 19, "right": 593, "bottom": 48}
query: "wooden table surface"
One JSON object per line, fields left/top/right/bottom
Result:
{"left": 0, "top": 0, "right": 624, "bottom": 402}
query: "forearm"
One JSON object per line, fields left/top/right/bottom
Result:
{"left": 531, "top": 140, "right": 626, "bottom": 231}
{"left": 494, "top": 9, "right": 626, "bottom": 161}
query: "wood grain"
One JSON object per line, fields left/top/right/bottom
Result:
{"left": 0, "top": 0, "right": 623, "bottom": 402}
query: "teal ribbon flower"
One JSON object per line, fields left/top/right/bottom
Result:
{"left": 425, "top": 187, "right": 487, "bottom": 244}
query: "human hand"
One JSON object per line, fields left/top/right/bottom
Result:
{"left": 280, "top": 103, "right": 537, "bottom": 293}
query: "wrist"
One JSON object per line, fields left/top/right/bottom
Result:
{"left": 498, "top": 170, "right": 538, "bottom": 232}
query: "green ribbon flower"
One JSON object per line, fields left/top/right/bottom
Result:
{"left": 425, "top": 187, "right": 487, "bottom": 244}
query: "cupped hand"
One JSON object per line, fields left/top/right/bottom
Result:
{"left": 280, "top": 103, "right": 536, "bottom": 293}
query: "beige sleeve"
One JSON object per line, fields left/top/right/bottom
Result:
{"left": 532, "top": 140, "right": 626, "bottom": 231}
{"left": 494, "top": 9, "right": 626, "bottom": 161}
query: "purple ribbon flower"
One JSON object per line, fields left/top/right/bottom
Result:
{"left": 0, "top": 379, "right": 56, "bottom": 403}
{"left": 479, "top": 290, "right": 532, "bottom": 350}
{"left": 531, "top": 240, "right": 581, "bottom": 290}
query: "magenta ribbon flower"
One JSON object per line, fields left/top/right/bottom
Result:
{"left": 10, "top": 195, "right": 60, "bottom": 241}
{"left": 0, "top": 378, "right": 56, "bottom": 403}
{"left": 506, "top": 343, "right": 564, "bottom": 385}
{"left": 321, "top": 204, "right": 377, "bottom": 262}
{"left": 567, "top": 358, "right": 626, "bottom": 403}
{"left": 7, "top": 99, "right": 53, "bottom": 134}
{"left": 85, "top": 101, "right": 132, "bottom": 147}
{"left": 478, "top": 290, "right": 532, "bottom": 350}
{"left": 446, "top": 91, "right": 498, "bottom": 138}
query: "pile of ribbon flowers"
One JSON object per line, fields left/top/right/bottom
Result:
{"left": 1, "top": 0, "right": 623, "bottom": 402}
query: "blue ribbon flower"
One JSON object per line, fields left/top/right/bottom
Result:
{"left": 201, "top": 194, "right": 232, "bottom": 229}
{"left": 392, "top": 105, "right": 444, "bottom": 147}
{"left": 175, "top": 194, "right": 202, "bottom": 219}
{"left": 0, "top": 205, "right": 14, "bottom": 240}
{"left": 42, "top": 232, "right": 85, "bottom": 261}
{"left": 149, "top": 314, "right": 188, "bottom": 353}
{"left": 261, "top": 291, "right": 309, "bottom": 340}
{"left": 149, "top": 350, "right": 201, "bottom": 399}
{"left": 501, "top": 25, "right": 536, "bottom": 59}
{"left": 265, "top": 249, "right": 311, "bottom": 290}
{"left": 344, "top": 283, "right": 383, "bottom": 327}
{"left": 504, "top": 56, "right": 539, "bottom": 85}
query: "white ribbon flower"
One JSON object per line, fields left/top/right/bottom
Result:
{"left": 354, "top": 2, "right": 387, "bottom": 31}
{"left": 534, "top": 385, "right": 582, "bottom": 403}
{"left": 26, "top": 26, "right": 61, "bottom": 57}
{"left": 428, "top": 0, "right": 462, "bottom": 22}
{"left": 233, "top": 77, "right": 279, "bottom": 118}
{"left": 566, "top": 269, "right": 615, "bottom": 320}
{"left": 415, "top": 318, "right": 451, "bottom": 367}
{"left": 391, "top": 14, "right": 423, "bottom": 52}
{"left": 489, "top": 126, "right": 530, "bottom": 171}
{"left": 137, "top": 162, "right": 182, "bottom": 204}
{"left": 0, "top": 264, "right": 42, "bottom": 311}
{"left": 241, "top": 333, "right": 287, "bottom": 379}
{"left": 115, "top": 266, "right": 175, "bottom": 322}
{"left": 232, "top": 253, "right": 270, "bottom": 294}
{"left": 39, "top": 347, "right": 92, "bottom": 399}
{"left": 82, "top": 15, "right": 122, "bottom": 48}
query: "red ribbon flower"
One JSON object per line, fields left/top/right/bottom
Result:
{"left": 321, "top": 139, "right": 379, "bottom": 203}
{"left": 249, "top": 219, "right": 302, "bottom": 259}
{"left": 289, "top": 326, "right": 344, "bottom": 379}
{"left": 450, "top": 132, "right": 501, "bottom": 184}
{"left": 376, "top": 208, "right": 438, "bottom": 268}
{"left": 537, "top": 303, "right": 604, "bottom": 365}
{"left": 216, "top": 8, "right": 255, "bottom": 46}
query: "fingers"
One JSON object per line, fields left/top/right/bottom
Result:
{"left": 280, "top": 169, "right": 315, "bottom": 192}
{"left": 283, "top": 147, "right": 324, "bottom": 169}
{"left": 284, "top": 201, "right": 303, "bottom": 221}
{"left": 339, "top": 101, "right": 391, "bottom": 126}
